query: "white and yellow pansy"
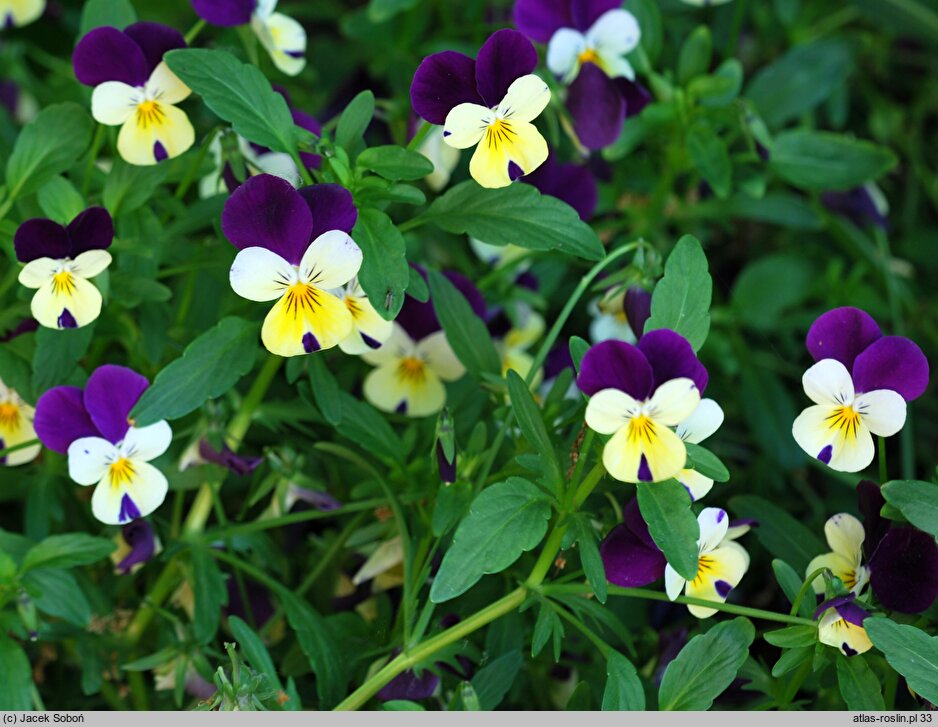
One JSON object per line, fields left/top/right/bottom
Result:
{"left": 0, "top": 379, "right": 40, "bottom": 467}
{"left": 806, "top": 513, "right": 870, "bottom": 596}
{"left": 816, "top": 597, "right": 874, "bottom": 656}
{"left": 546, "top": 8, "right": 640, "bottom": 84}
{"left": 251, "top": 0, "right": 307, "bottom": 76}
{"left": 18, "top": 250, "right": 112, "bottom": 329}
{"left": 334, "top": 278, "right": 395, "bottom": 355}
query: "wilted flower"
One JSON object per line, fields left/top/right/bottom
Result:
{"left": 664, "top": 508, "right": 750, "bottom": 618}
{"left": 0, "top": 378, "right": 40, "bottom": 467}
{"left": 0, "top": 0, "right": 44, "bottom": 28}
{"left": 815, "top": 594, "right": 872, "bottom": 657}
{"left": 411, "top": 29, "right": 550, "bottom": 188}
{"left": 74, "top": 23, "right": 194, "bottom": 165}
{"left": 14, "top": 207, "right": 114, "bottom": 330}
{"left": 112, "top": 520, "right": 161, "bottom": 574}
{"left": 792, "top": 307, "right": 928, "bottom": 472}
{"left": 33, "top": 365, "right": 172, "bottom": 525}
{"left": 192, "top": 0, "right": 306, "bottom": 75}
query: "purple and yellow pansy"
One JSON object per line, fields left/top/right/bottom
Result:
{"left": 14, "top": 207, "right": 114, "bottom": 330}
{"left": 815, "top": 594, "right": 873, "bottom": 657}
{"left": 33, "top": 365, "right": 172, "bottom": 525}
{"left": 74, "top": 23, "right": 194, "bottom": 166}
{"left": 0, "top": 378, "right": 40, "bottom": 467}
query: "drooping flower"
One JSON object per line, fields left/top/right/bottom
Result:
{"left": 191, "top": 0, "right": 306, "bottom": 75}
{"left": 222, "top": 174, "right": 369, "bottom": 357}
{"left": 198, "top": 439, "right": 263, "bottom": 476}
{"left": 664, "top": 507, "right": 751, "bottom": 618}
{"left": 14, "top": 207, "right": 114, "bottom": 330}
{"left": 0, "top": 0, "right": 44, "bottom": 28}
{"left": 792, "top": 307, "right": 928, "bottom": 472}
{"left": 577, "top": 332, "right": 707, "bottom": 483}
{"left": 112, "top": 520, "right": 161, "bottom": 574}
{"left": 411, "top": 29, "right": 551, "bottom": 189}
{"left": 815, "top": 594, "right": 872, "bottom": 657}
{"left": 822, "top": 184, "right": 888, "bottom": 230}
{"left": 514, "top": 0, "right": 650, "bottom": 149}
{"left": 675, "top": 398, "right": 724, "bottom": 501}
{"left": 416, "top": 124, "right": 461, "bottom": 192}
{"left": 0, "top": 378, "right": 41, "bottom": 467}
{"left": 73, "top": 23, "right": 193, "bottom": 165}
{"left": 33, "top": 365, "right": 173, "bottom": 525}
{"left": 589, "top": 285, "right": 651, "bottom": 344}
{"left": 806, "top": 513, "right": 870, "bottom": 596}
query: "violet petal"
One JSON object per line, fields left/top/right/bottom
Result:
{"left": 601, "top": 523, "right": 666, "bottom": 587}
{"left": 513, "top": 0, "right": 572, "bottom": 43}
{"left": 123, "top": 22, "right": 187, "bottom": 78}
{"left": 191, "top": 0, "right": 255, "bottom": 26}
{"left": 299, "top": 183, "right": 358, "bottom": 240}
{"left": 72, "top": 26, "right": 149, "bottom": 87}
{"left": 410, "top": 50, "right": 481, "bottom": 126}
{"left": 567, "top": 63, "right": 625, "bottom": 150}
{"left": 806, "top": 307, "right": 882, "bottom": 370}
{"left": 66, "top": 206, "right": 114, "bottom": 257}
{"left": 637, "top": 329, "right": 709, "bottom": 394}
{"left": 33, "top": 386, "right": 99, "bottom": 454}
{"left": 13, "top": 218, "right": 70, "bottom": 263}
{"left": 474, "top": 29, "right": 538, "bottom": 108}
{"left": 82, "top": 365, "right": 149, "bottom": 444}
{"left": 870, "top": 527, "right": 938, "bottom": 614}
{"left": 577, "top": 339, "right": 654, "bottom": 399}
{"left": 852, "top": 335, "right": 929, "bottom": 402}
{"left": 624, "top": 287, "right": 652, "bottom": 341}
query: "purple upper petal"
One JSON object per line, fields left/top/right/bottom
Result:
{"left": 570, "top": 0, "right": 624, "bottom": 31}
{"left": 806, "top": 307, "right": 882, "bottom": 370}
{"left": 73, "top": 26, "right": 150, "bottom": 88}
{"left": 298, "top": 184, "right": 358, "bottom": 241}
{"left": 870, "top": 527, "right": 938, "bottom": 614}
{"left": 815, "top": 593, "right": 864, "bottom": 624}
{"left": 222, "top": 174, "right": 313, "bottom": 265}
{"left": 123, "top": 22, "right": 187, "bottom": 79}
{"left": 191, "top": 0, "right": 255, "bottom": 26}
{"left": 567, "top": 62, "right": 626, "bottom": 150}
{"left": 474, "top": 29, "right": 539, "bottom": 108}
{"left": 33, "top": 387, "right": 99, "bottom": 454}
{"left": 410, "top": 51, "right": 482, "bottom": 126}
{"left": 292, "top": 109, "right": 322, "bottom": 170}
{"left": 601, "top": 523, "right": 666, "bottom": 587}
{"left": 83, "top": 365, "right": 150, "bottom": 444}
{"left": 397, "top": 268, "right": 486, "bottom": 341}
{"left": 116, "top": 520, "right": 157, "bottom": 574}
{"left": 577, "top": 339, "right": 654, "bottom": 399}
{"left": 66, "top": 207, "right": 114, "bottom": 256}
{"left": 623, "top": 496, "right": 657, "bottom": 550}
{"left": 852, "top": 336, "right": 929, "bottom": 401}
{"left": 857, "top": 479, "right": 889, "bottom": 559}
{"left": 638, "top": 329, "right": 708, "bottom": 394}
{"left": 13, "top": 218, "right": 70, "bottom": 262}
{"left": 624, "top": 287, "right": 652, "bottom": 341}
{"left": 523, "top": 153, "right": 597, "bottom": 220}
{"left": 821, "top": 188, "right": 888, "bottom": 230}
{"left": 513, "top": 0, "right": 574, "bottom": 43}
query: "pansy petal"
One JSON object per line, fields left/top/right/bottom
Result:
{"left": 254, "top": 12, "right": 306, "bottom": 76}
{"left": 364, "top": 362, "right": 446, "bottom": 418}
{"left": 469, "top": 118, "right": 548, "bottom": 188}
{"left": 818, "top": 608, "right": 872, "bottom": 656}
{"left": 685, "top": 541, "right": 749, "bottom": 619}
{"left": 117, "top": 102, "right": 195, "bottom": 165}
{"left": 14, "top": 219, "right": 69, "bottom": 263}
{"left": 646, "top": 378, "right": 700, "bottom": 427}
{"left": 566, "top": 62, "right": 625, "bottom": 150}
{"left": 83, "top": 365, "right": 149, "bottom": 444}
{"left": 71, "top": 250, "right": 112, "bottom": 279}
{"left": 67, "top": 436, "right": 116, "bottom": 486}
{"left": 123, "top": 22, "right": 187, "bottom": 78}
{"left": 73, "top": 26, "right": 149, "bottom": 87}
{"left": 410, "top": 51, "right": 482, "bottom": 126}
{"left": 18, "top": 258, "right": 59, "bottom": 289}
{"left": 623, "top": 287, "right": 652, "bottom": 339}
{"left": 677, "top": 468, "right": 713, "bottom": 501}
{"left": 91, "top": 460, "right": 168, "bottom": 525}
{"left": 664, "top": 563, "right": 685, "bottom": 601}
{"left": 338, "top": 287, "right": 395, "bottom": 356}
{"left": 806, "top": 551, "right": 857, "bottom": 594}
{"left": 91, "top": 81, "right": 139, "bottom": 126}
{"left": 853, "top": 336, "right": 929, "bottom": 402}
{"left": 806, "top": 307, "right": 882, "bottom": 369}
{"left": 571, "top": 0, "right": 624, "bottom": 31}
{"left": 122, "top": 421, "right": 172, "bottom": 461}
{"left": 577, "top": 339, "right": 653, "bottom": 399}
{"left": 2, "top": 0, "right": 43, "bottom": 27}
{"left": 145, "top": 61, "right": 191, "bottom": 105}
{"left": 824, "top": 513, "right": 866, "bottom": 562}
{"left": 697, "top": 507, "right": 730, "bottom": 553}
{"left": 299, "top": 230, "right": 362, "bottom": 290}
{"left": 299, "top": 183, "right": 358, "bottom": 239}
{"left": 546, "top": 28, "right": 586, "bottom": 80}
{"left": 523, "top": 154, "right": 597, "bottom": 220}
{"left": 361, "top": 323, "right": 416, "bottom": 367}
{"left": 870, "top": 527, "right": 938, "bottom": 614}
{"left": 792, "top": 404, "right": 874, "bottom": 473}
{"left": 601, "top": 523, "right": 666, "bottom": 587}
{"left": 603, "top": 419, "right": 687, "bottom": 484}
{"left": 66, "top": 207, "right": 114, "bottom": 256}
{"left": 416, "top": 330, "right": 465, "bottom": 382}
{"left": 585, "top": 388, "right": 641, "bottom": 434}
{"left": 192, "top": 0, "right": 255, "bottom": 26}
{"left": 638, "top": 329, "right": 709, "bottom": 395}
{"left": 30, "top": 274, "right": 103, "bottom": 329}
{"left": 802, "top": 358, "right": 854, "bottom": 406}
{"left": 677, "top": 398, "right": 723, "bottom": 444}
{"left": 513, "top": 0, "right": 572, "bottom": 43}
{"left": 222, "top": 174, "right": 313, "bottom": 264}
{"left": 33, "top": 386, "right": 99, "bottom": 454}
{"left": 586, "top": 9, "right": 641, "bottom": 61}
{"left": 442, "top": 102, "right": 490, "bottom": 149}
{"left": 497, "top": 74, "right": 550, "bottom": 123}
{"left": 474, "top": 29, "right": 538, "bottom": 108}
{"left": 229, "top": 247, "right": 295, "bottom": 302}
{"left": 589, "top": 312, "right": 635, "bottom": 345}
{"left": 261, "top": 287, "right": 353, "bottom": 356}
{"left": 855, "top": 389, "right": 906, "bottom": 437}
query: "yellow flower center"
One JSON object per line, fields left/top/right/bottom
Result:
{"left": 282, "top": 283, "right": 322, "bottom": 318}
{"left": 484, "top": 117, "right": 517, "bottom": 151}
{"left": 108, "top": 458, "right": 136, "bottom": 488}
{"left": 52, "top": 270, "right": 76, "bottom": 295}
{"left": 136, "top": 100, "right": 167, "bottom": 129}
{"left": 344, "top": 296, "right": 363, "bottom": 319}
{"left": 626, "top": 415, "right": 656, "bottom": 444}
{"left": 826, "top": 405, "right": 862, "bottom": 440}
{"left": 691, "top": 554, "right": 715, "bottom": 586}
{"left": 0, "top": 402, "right": 21, "bottom": 431}
{"left": 578, "top": 48, "right": 600, "bottom": 65}
{"left": 397, "top": 357, "right": 427, "bottom": 384}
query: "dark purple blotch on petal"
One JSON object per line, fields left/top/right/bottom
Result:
{"left": 474, "top": 29, "right": 538, "bottom": 108}
{"left": 624, "top": 287, "right": 652, "bottom": 341}
{"left": 395, "top": 401, "right": 408, "bottom": 415}
{"left": 637, "top": 455, "right": 652, "bottom": 482}
{"left": 116, "top": 520, "right": 157, "bottom": 574}
{"left": 638, "top": 329, "right": 709, "bottom": 394}
{"left": 198, "top": 439, "right": 263, "bottom": 476}
{"left": 806, "top": 307, "right": 882, "bottom": 369}
{"left": 523, "top": 153, "right": 598, "bottom": 220}
{"left": 567, "top": 63, "right": 626, "bottom": 151}
{"left": 153, "top": 141, "right": 168, "bottom": 162}
{"left": 33, "top": 386, "right": 99, "bottom": 454}
{"left": 73, "top": 26, "right": 149, "bottom": 87}
{"left": 818, "top": 445, "right": 833, "bottom": 464}
{"left": 119, "top": 494, "right": 141, "bottom": 523}
{"left": 58, "top": 309, "right": 77, "bottom": 329}
{"left": 361, "top": 333, "right": 382, "bottom": 349}
{"left": 410, "top": 51, "right": 481, "bottom": 126}
{"left": 191, "top": 0, "right": 255, "bottom": 26}
{"left": 577, "top": 339, "right": 654, "bottom": 399}
{"left": 842, "top": 643, "right": 858, "bottom": 657}
{"left": 83, "top": 365, "right": 149, "bottom": 444}
{"left": 299, "top": 183, "right": 358, "bottom": 240}
{"left": 507, "top": 161, "right": 524, "bottom": 181}
{"left": 870, "top": 527, "right": 938, "bottom": 614}
{"left": 302, "top": 332, "right": 320, "bottom": 353}
{"left": 123, "top": 22, "right": 186, "bottom": 79}
{"left": 852, "top": 336, "right": 929, "bottom": 402}
{"left": 714, "top": 580, "right": 732, "bottom": 597}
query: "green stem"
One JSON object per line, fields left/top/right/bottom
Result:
{"left": 290, "top": 149, "right": 315, "bottom": 186}
{"left": 878, "top": 436, "right": 888, "bottom": 484}
{"left": 791, "top": 568, "right": 827, "bottom": 617}
{"left": 0, "top": 438, "right": 39, "bottom": 459}
{"left": 184, "top": 19, "right": 206, "bottom": 45}
{"left": 82, "top": 124, "right": 106, "bottom": 197}
{"left": 406, "top": 121, "right": 431, "bottom": 151}
{"left": 125, "top": 560, "right": 180, "bottom": 644}
{"left": 526, "top": 523, "right": 568, "bottom": 588}
{"left": 548, "top": 601, "right": 612, "bottom": 657}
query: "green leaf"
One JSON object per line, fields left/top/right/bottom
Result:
{"left": 280, "top": 591, "right": 346, "bottom": 709}
{"left": 570, "top": 336, "right": 589, "bottom": 372}
{"left": 24, "top": 568, "right": 92, "bottom": 627}
{"left": 191, "top": 548, "right": 227, "bottom": 644}
{"left": 772, "top": 646, "right": 812, "bottom": 677}
{"left": 658, "top": 617, "right": 755, "bottom": 710}
{"left": 690, "top": 59, "right": 743, "bottom": 107}
{"left": 746, "top": 40, "right": 852, "bottom": 128}
{"left": 881, "top": 480, "right": 938, "bottom": 537}
{"left": 79, "top": 0, "right": 136, "bottom": 34}
{"left": 769, "top": 130, "right": 897, "bottom": 192}
{"left": 308, "top": 355, "right": 344, "bottom": 426}
{"left": 731, "top": 254, "right": 815, "bottom": 330}
{"left": 430, "top": 477, "right": 552, "bottom": 602}
{"left": 772, "top": 559, "right": 816, "bottom": 618}
{"left": 471, "top": 650, "right": 523, "bottom": 710}
{"left": 0, "top": 347, "right": 34, "bottom": 405}
{"left": 729, "top": 495, "right": 825, "bottom": 572}
{"left": 644, "top": 235, "right": 712, "bottom": 351}
{"left": 164, "top": 49, "right": 305, "bottom": 154}
{"left": 21, "top": 533, "right": 115, "bottom": 573}
{"left": 130, "top": 317, "right": 259, "bottom": 426}
{"left": 357, "top": 145, "right": 433, "bottom": 181}
{"left": 836, "top": 653, "right": 885, "bottom": 710}
{"left": 367, "top": 0, "right": 419, "bottom": 22}
{"left": 336, "top": 393, "right": 406, "bottom": 466}
{"left": 683, "top": 443, "right": 729, "bottom": 483}
{"left": 407, "top": 264, "right": 430, "bottom": 302}
{"left": 506, "top": 369, "right": 562, "bottom": 482}
{"left": 763, "top": 625, "right": 818, "bottom": 649}
{"left": 335, "top": 90, "right": 375, "bottom": 152}
{"left": 0, "top": 633, "right": 32, "bottom": 710}
{"left": 570, "top": 513, "right": 607, "bottom": 603}
{"left": 686, "top": 120, "right": 731, "bottom": 199}
{"left": 432, "top": 481, "right": 473, "bottom": 537}
{"left": 4, "top": 102, "right": 94, "bottom": 203}
{"left": 532, "top": 602, "right": 564, "bottom": 660}
{"left": 422, "top": 181, "right": 604, "bottom": 260}
{"left": 382, "top": 700, "right": 425, "bottom": 711}
{"left": 677, "top": 26, "right": 712, "bottom": 84}
{"left": 602, "top": 651, "right": 644, "bottom": 710}
{"left": 629, "top": 0, "right": 662, "bottom": 62}
{"left": 103, "top": 158, "right": 169, "bottom": 217}
{"left": 229, "top": 616, "right": 284, "bottom": 693}
{"left": 37, "top": 176, "right": 85, "bottom": 224}
{"left": 352, "top": 208, "right": 409, "bottom": 320}
{"left": 428, "top": 269, "right": 501, "bottom": 378}
{"left": 31, "top": 325, "right": 94, "bottom": 394}
{"left": 636, "top": 480, "right": 699, "bottom": 580}
{"left": 866, "top": 618, "right": 938, "bottom": 704}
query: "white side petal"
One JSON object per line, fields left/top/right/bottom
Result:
{"left": 803, "top": 359, "right": 855, "bottom": 406}
{"left": 121, "top": 421, "right": 173, "bottom": 462}
{"left": 442, "top": 103, "right": 491, "bottom": 149}
{"left": 546, "top": 28, "right": 586, "bottom": 80}
{"left": 585, "top": 388, "right": 641, "bottom": 435}
{"left": 646, "top": 378, "right": 700, "bottom": 426}
{"left": 71, "top": 250, "right": 112, "bottom": 279}
{"left": 677, "top": 468, "right": 714, "bottom": 501}
{"left": 361, "top": 323, "right": 415, "bottom": 367}
{"left": 497, "top": 74, "right": 551, "bottom": 123}
{"left": 824, "top": 513, "right": 866, "bottom": 562}
{"left": 664, "top": 563, "right": 686, "bottom": 601}
{"left": 253, "top": 150, "right": 302, "bottom": 188}
{"left": 416, "top": 330, "right": 465, "bottom": 382}
{"left": 856, "top": 389, "right": 907, "bottom": 437}
{"left": 587, "top": 9, "right": 641, "bottom": 58}
{"left": 91, "top": 81, "right": 138, "bottom": 126}
{"left": 229, "top": 247, "right": 295, "bottom": 302}
{"left": 18, "top": 258, "right": 58, "bottom": 289}
{"left": 697, "top": 507, "right": 730, "bottom": 554}
{"left": 145, "top": 62, "right": 191, "bottom": 105}
{"left": 67, "top": 437, "right": 116, "bottom": 486}
{"left": 676, "top": 398, "right": 724, "bottom": 444}
{"left": 299, "top": 231, "right": 363, "bottom": 290}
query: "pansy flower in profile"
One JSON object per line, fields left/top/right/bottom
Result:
{"left": 589, "top": 285, "right": 650, "bottom": 344}
{"left": 665, "top": 507, "right": 751, "bottom": 618}
{"left": 675, "top": 398, "right": 724, "bottom": 501}
{"left": 0, "top": 378, "right": 41, "bottom": 467}
{"left": 815, "top": 594, "right": 872, "bottom": 657}
{"left": 514, "top": 0, "right": 650, "bottom": 149}
{"left": 0, "top": 0, "right": 44, "bottom": 28}
{"left": 33, "top": 365, "right": 172, "bottom": 525}
{"left": 222, "top": 174, "right": 369, "bottom": 357}
{"left": 191, "top": 0, "right": 306, "bottom": 76}
{"left": 111, "top": 520, "right": 161, "bottom": 575}
{"left": 331, "top": 279, "right": 394, "bottom": 355}
{"left": 822, "top": 184, "right": 889, "bottom": 231}
{"left": 73, "top": 23, "right": 194, "bottom": 166}
{"left": 577, "top": 331, "right": 708, "bottom": 483}
{"left": 14, "top": 207, "right": 114, "bottom": 330}
{"left": 792, "top": 307, "right": 929, "bottom": 472}
{"left": 806, "top": 513, "right": 870, "bottom": 597}
{"left": 410, "top": 29, "right": 550, "bottom": 189}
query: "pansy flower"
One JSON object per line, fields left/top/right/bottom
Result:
{"left": 589, "top": 285, "right": 650, "bottom": 344}
{"left": 664, "top": 507, "right": 751, "bottom": 618}
{"left": 111, "top": 520, "right": 161, "bottom": 574}
{"left": 191, "top": 0, "right": 306, "bottom": 76}
{"left": 411, "top": 29, "right": 551, "bottom": 189}
{"left": 577, "top": 332, "right": 708, "bottom": 483}
{"left": 815, "top": 594, "right": 872, "bottom": 657}
{"left": 0, "top": 378, "right": 41, "bottom": 467}
{"left": 73, "top": 23, "right": 194, "bottom": 166}
{"left": 33, "top": 365, "right": 172, "bottom": 525}
{"left": 14, "top": 207, "right": 114, "bottom": 330}
{"left": 806, "top": 513, "right": 870, "bottom": 597}
{"left": 0, "top": 0, "right": 43, "bottom": 28}
{"left": 514, "top": 0, "right": 650, "bottom": 149}
{"left": 822, "top": 184, "right": 889, "bottom": 231}
{"left": 222, "top": 174, "right": 369, "bottom": 357}
{"left": 675, "top": 398, "right": 724, "bottom": 501}
{"left": 792, "top": 307, "right": 929, "bottom": 472}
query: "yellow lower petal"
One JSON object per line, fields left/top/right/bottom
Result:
{"left": 117, "top": 102, "right": 195, "bottom": 166}
{"left": 363, "top": 360, "right": 446, "bottom": 418}
{"left": 602, "top": 416, "right": 687, "bottom": 484}
{"left": 261, "top": 285, "right": 353, "bottom": 357}
{"left": 685, "top": 542, "right": 750, "bottom": 619}
{"left": 469, "top": 118, "right": 548, "bottom": 189}
{"left": 0, "top": 403, "right": 40, "bottom": 467}
{"left": 30, "top": 273, "right": 102, "bottom": 329}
